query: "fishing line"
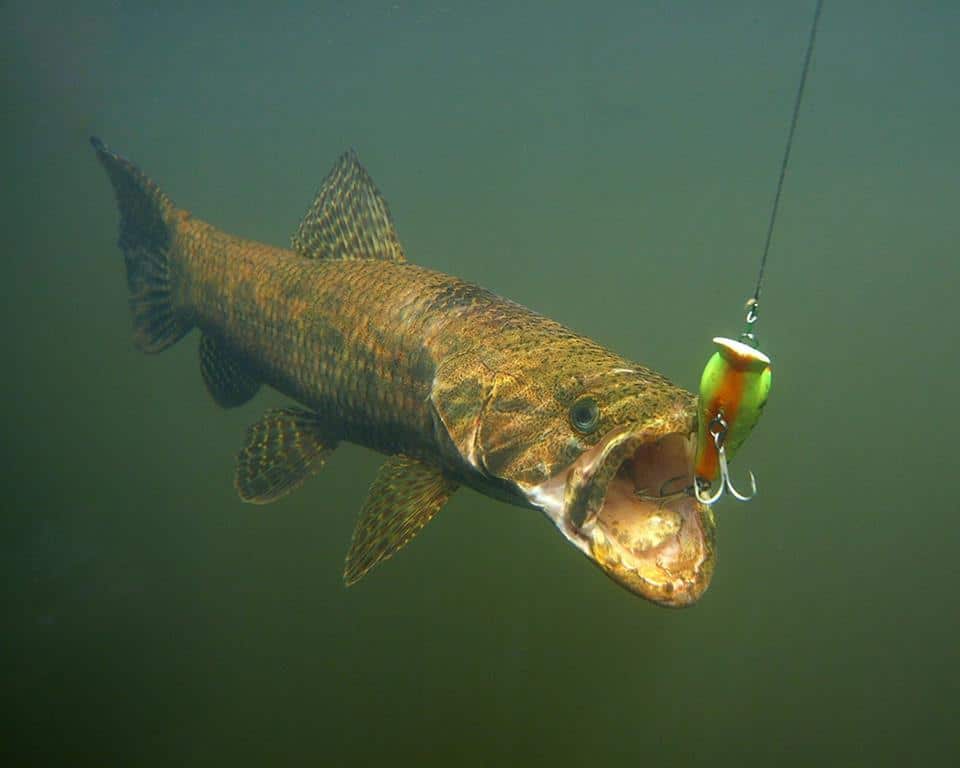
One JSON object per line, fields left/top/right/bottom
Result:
{"left": 743, "top": 0, "right": 823, "bottom": 342}
{"left": 691, "top": 0, "right": 824, "bottom": 505}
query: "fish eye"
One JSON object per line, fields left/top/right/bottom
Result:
{"left": 569, "top": 397, "right": 600, "bottom": 434}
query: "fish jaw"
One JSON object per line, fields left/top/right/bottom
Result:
{"left": 523, "top": 422, "right": 717, "bottom": 607}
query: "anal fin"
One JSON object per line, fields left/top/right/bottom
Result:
{"left": 344, "top": 456, "right": 458, "bottom": 585}
{"left": 236, "top": 408, "right": 336, "bottom": 503}
{"left": 200, "top": 334, "right": 260, "bottom": 408}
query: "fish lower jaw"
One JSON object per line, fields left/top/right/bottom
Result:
{"left": 578, "top": 507, "right": 711, "bottom": 608}
{"left": 527, "top": 428, "right": 717, "bottom": 607}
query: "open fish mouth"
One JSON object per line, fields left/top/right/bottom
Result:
{"left": 526, "top": 422, "right": 717, "bottom": 607}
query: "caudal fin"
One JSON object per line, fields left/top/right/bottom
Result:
{"left": 91, "top": 137, "right": 193, "bottom": 352}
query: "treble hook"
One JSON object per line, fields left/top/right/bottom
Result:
{"left": 693, "top": 414, "right": 757, "bottom": 505}
{"left": 694, "top": 475, "right": 724, "bottom": 505}
{"left": 716, "top": 440, "right": 757, "bottom": 502}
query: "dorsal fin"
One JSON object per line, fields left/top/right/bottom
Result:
{"left": 292, "top": 150, "right": 406, "bottom": 262}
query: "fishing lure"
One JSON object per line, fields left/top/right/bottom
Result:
{"left": 692, "top": 0, "right": 823, "bottom": 505}
{"left": 693, "top": 315, "right": 772, "bottom": 505}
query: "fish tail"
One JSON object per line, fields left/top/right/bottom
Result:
{"left": 90, "top": 136, "right": 193, "bottom": 352}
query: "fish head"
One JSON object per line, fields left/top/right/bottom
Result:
{"left": 433, "top": 350, "right": 716, "bottom": 607}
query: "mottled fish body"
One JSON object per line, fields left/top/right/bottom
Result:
{"left": 93, "top": 139, "right": 715, "bottom": 606}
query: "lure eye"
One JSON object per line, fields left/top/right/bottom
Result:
{"left": 569, "top": 397, "right": 600, "bottom": 434}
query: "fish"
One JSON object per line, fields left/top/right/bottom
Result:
{"left": 91, "top": 137, "right": 716, "bottom": 607}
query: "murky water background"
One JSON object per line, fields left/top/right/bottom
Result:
{"left": 4, "top": 2, "right": 958, "bottom": 764}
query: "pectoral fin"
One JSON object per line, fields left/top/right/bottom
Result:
{"left": 236, "top": 408, "right": 336, "bottom": 503}
{"left": 200, "top": 334, "right": 260, "bottom": 408}
{"left": 344, "top": 456, "right": 458, "bottom": 585}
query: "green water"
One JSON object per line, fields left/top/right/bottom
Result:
{"left": 4, "top": 1, "right": 958, "bottom": 764}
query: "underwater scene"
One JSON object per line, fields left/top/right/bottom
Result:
{"left": 4, "top": 1, "right": 958, "bottom": 765}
